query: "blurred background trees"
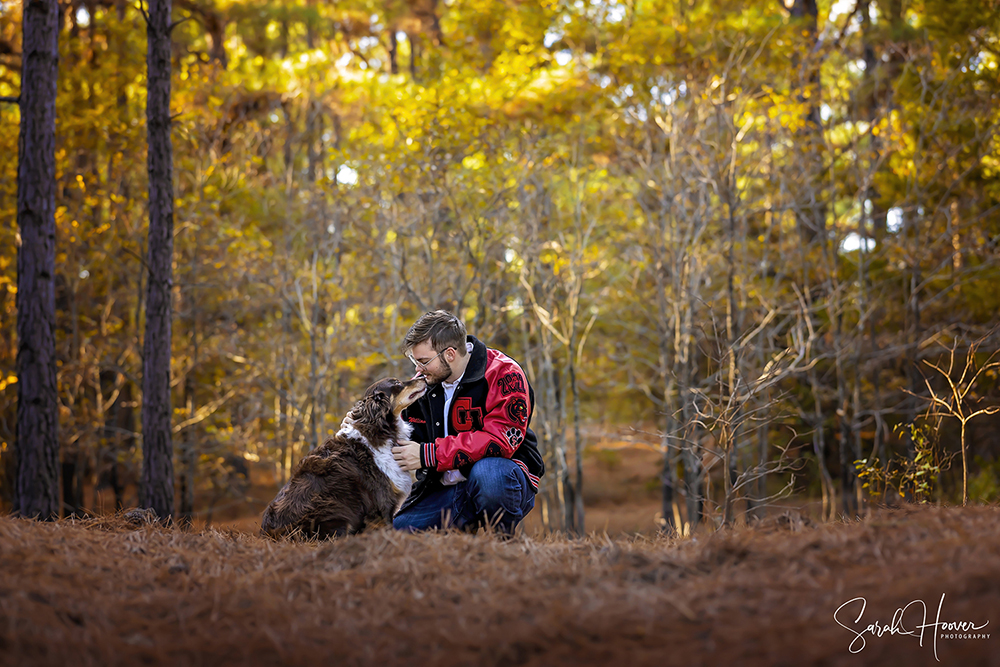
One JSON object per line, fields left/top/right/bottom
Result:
{"left": 1, "top": 0, "right": 998, "bottom": 531}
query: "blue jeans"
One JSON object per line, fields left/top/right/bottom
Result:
{"left": 393, "top": 458, "right": 535, "bottom": 535}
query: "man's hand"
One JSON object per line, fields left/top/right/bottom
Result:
{"left": 392, "top": 440, "right": 422, "bottom": 472}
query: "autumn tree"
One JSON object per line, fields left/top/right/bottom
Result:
{"left": 139, "top": 0, "right": 176, "bottom": 519}
{"left": 13, "top": 0, "right": 61, "bottom": 520}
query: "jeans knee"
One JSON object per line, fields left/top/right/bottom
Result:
{"left": 466, "top": 458, "right": 526, "bottom": 516}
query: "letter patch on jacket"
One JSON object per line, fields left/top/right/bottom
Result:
{"left": 452, "top": 397, "right": 484, "bottom": 432}
{"left": 498, "top": 372, "right": 527, "bottom": 396}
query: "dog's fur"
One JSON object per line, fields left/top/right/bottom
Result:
{"left": 260, "top": 377, "right": 427, "bottom": 539}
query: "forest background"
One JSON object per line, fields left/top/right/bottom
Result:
{"left": 1, "top": 0, "right": 999, "bottom": 535}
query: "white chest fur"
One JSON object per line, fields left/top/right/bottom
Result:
{"left": 337, "top": 415, "right": 413, "bottom": 503}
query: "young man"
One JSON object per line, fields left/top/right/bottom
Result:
{"left": 391, "top": 310, "right": 544, "bottom": 534}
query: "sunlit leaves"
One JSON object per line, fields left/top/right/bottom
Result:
{"left": 1, "top": 0, "right": 998, "bottom": 512}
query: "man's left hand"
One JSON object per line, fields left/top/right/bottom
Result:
{"left": 393, "top": 440, "right": 422, "bottom": 472}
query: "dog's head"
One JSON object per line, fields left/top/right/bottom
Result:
{"left": 353, "top": 376, "right": 428, "bottom": 424}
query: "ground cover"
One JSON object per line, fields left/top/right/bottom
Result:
{"left": 1, "top": 505, "right": 997, "bottom": 666}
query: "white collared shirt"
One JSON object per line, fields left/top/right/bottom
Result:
{"left": 441, "top": 375, "right": 462, "bottom": 439}
{"left": 440, "top": 341, "right": 474, "bottom": 485}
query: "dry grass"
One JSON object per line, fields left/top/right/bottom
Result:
{"left": 1, "top": 505, "right": 998, "bottom": 666}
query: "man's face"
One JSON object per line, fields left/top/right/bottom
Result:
{"left": 407, "top": 341, "right": 454, "bottom": 386}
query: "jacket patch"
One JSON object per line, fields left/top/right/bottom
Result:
{"left": 485, "top": 441, "right": 504, "bottom": 458}
{"left": 506, "top": 397, "right": 529, "bottom": 426}
{"left": 452, "top": 397, "right": 484, "bottom": 432}
{"left": 498, "top": 372, "right": 527, "bottom": 397}
{"left": 504, "top": 427, "right": 524, "bottom": 449}
{"left": 453, "top": 451, "right": 472, "bottom": 469}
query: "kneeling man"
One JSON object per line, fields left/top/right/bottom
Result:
{"left": 392, "top": 310, "right": 544, "bottom": 535}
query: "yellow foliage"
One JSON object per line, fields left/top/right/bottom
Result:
{"left": 462, "top": 152, "right": 486, "bottom": 170}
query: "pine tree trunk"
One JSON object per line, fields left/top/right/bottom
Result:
{"left": 139, "top": 0, "right": 175, "bottom": 519}
{"left": 15, "top": 0, "right": 61, "bottom": 520}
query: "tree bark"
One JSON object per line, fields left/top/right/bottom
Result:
{"left": 903, "top": 208, "right": 921, "bottom": 470}
{"left": 388, "top": 30, "right": 399, "bottom": 74}
{"left": 836, "top": 313, "right": 856, "bottom": 516}
{"left": 15, "top": 0, "right": 61, "bottom": 520}
{"left": 179, "top": 361, "right": 197, "bottom": 526}
{"left": 810, "top": 368, "right": 835, "bottom": 521}
{"left": 680, "top": 258, "right": 703, "bottom": 530}
{"left": 568, "top": 331, "right": 585, "bottom": 536}
{"left": 721, "top": 117, "right": 742, "bottom": 527}
{"left": 139, "top": 0, "right": 176, "bottom": 519}
{"left": 654, "top": 239, "right": 678, "bottom": 534}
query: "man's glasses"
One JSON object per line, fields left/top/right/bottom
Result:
{"left": 407, "top": 348, "right": 451, "bottom": 370}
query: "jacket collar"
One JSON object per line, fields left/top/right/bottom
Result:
{"left": 462, "top": 335, "right": 488, "bottom": 383}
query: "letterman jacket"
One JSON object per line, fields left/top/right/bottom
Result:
{"left": 398, "top": 335, "right": 544, "bottom": 514}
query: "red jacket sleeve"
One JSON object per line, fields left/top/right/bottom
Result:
{"left": 421, "top": 352, "right": 531, "bottom": 472}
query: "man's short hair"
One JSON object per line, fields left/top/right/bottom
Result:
{"left": 401, "top": 310, "right": 467, "bottom": 356}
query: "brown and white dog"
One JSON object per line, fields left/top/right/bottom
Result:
{"left": 260, "top": 376, "right": 427, "bottom": 539}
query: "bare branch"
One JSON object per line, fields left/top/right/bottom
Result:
{"left": 172, "top": 387, "right": 239, "bottom": 434}
{"left": 136, "top": 0, "right": 150, "bottom": 26}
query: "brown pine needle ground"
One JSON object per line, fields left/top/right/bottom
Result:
{"left": 1, "top": 505, "right": 998, "bottom": 667}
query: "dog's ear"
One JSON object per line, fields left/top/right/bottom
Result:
{"left": 364, "top": 377, "right": 402, "bottom": 399}
{"left": 352, "top": 390, "right": 392, "bottom": 424}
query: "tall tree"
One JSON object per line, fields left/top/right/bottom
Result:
{"left": 14, "top": 0, "right": 60, "bottom": 520}
{"left": 139, "top": 0, "right": 176, "bottom": 519}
